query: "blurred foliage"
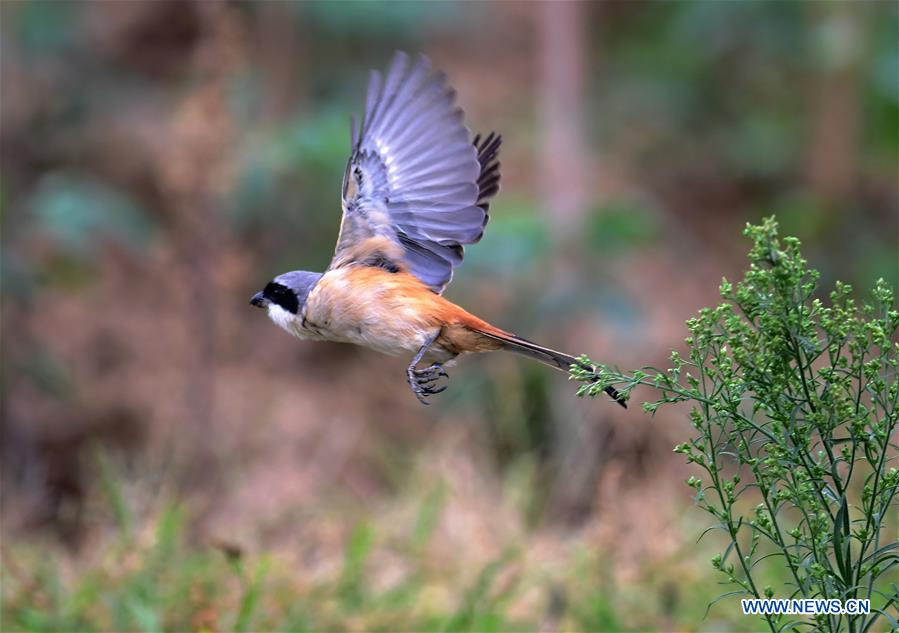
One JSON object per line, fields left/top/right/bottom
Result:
{"left": 298, "top": 1, "right": 468, "bottom": 39}
{"left": 28, "top": 173, "right": 157, "bottom": 256}
{"left": 3, "top": 453, "right": 772, "bottom": 633}
{"left": 3, "top": 0, "right": 895, "bottom": 293}
{"left": 587, "top": 198, "right": 659, "bottom": 255}
{"left": 13, "top": 0, "right": 79, "bottom": 56}
{"left": 1, "top": 1, "right": 897, "bottom": 632}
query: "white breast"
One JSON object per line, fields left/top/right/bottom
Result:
{"left": 266, "top": 303, "right": 307, "bottom": 339}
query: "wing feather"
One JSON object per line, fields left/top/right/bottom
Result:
{"left": 330, "top": 52, "right": 502, "bottom": 293}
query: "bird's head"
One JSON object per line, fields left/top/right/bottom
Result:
{"left": 250, "top": 270, "right": 322, "bottom": 334}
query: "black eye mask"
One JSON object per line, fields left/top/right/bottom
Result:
{"left": 263, "top": 282, "right": 299, "bottom": 314}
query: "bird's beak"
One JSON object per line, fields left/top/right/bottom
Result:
{"left": 250, "top": 291, "right": 267, "bottom": 308}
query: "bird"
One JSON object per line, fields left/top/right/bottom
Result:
{"left": 250, "top": 52, "right": 625, "bottom": 408}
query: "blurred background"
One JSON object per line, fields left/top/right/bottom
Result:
{"left": 2, "top": 1, "right": 897, "bottom": 631}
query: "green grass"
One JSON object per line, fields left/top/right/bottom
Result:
{"left": 3, "top": 445, "right": 817, "bottom": 633}
{"left": 1, "top": 487, "right": 780, "bottom": 633}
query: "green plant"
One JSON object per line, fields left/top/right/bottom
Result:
{"left": 572, "top": 217, "right": 898, "bottom": 632}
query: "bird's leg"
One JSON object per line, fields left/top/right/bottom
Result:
{"left": 406, "top": 331, "right": 449, "bottom": 405}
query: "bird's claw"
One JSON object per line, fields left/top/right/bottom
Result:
{"left": 414, "top": 365, "right": 448, "bottom": 384}
{"left": 407, "top": 364, "right": 449, "bottom": 405}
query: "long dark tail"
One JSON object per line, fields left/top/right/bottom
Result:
{"left": 474, "top": 329, "right": 627, "bottom": 408}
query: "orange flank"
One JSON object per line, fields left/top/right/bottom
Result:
{"left": 302, "top": 266, "right": 505, "bottom": 361}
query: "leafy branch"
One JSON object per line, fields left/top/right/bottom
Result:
{"left": 572, "top": 217, "right": 899, "bottom": 633}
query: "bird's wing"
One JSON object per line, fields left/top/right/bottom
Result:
{"left": 329, "top": 52, "right": 502, "bottom": 294}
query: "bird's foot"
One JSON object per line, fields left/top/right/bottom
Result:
{"left": 406, "top": 363, "right": 448, "bottom": 405}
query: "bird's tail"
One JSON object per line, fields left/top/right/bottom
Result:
{"left": 472, "top": 327, "right": 627, "bottom": 408}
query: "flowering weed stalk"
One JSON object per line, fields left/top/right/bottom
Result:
{"left": 572, "top": 218, "right": 898, "bottom": 632}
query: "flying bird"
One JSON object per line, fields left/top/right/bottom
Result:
{"left": 251, "top": 52, "right": 624, "bottom": 407}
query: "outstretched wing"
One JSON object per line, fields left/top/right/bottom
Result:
{"left": 329, "top": 52, "right": 502, "bottom": 294}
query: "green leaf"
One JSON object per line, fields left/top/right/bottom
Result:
{"left": 412, "top": 483, "right": 446, "bottom": 551}
{"left": 234, "top": 557, "right": 271, "bottom": 633}
{"left": 337, "top": 521, "right": 375, "bottom": 608}
{"left": 832, "top": 496, "right": 852, "bottom": 587}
